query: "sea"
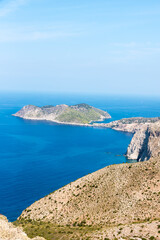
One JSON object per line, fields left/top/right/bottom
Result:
{"left": 0, "top": 92, "right": 160, "bottom": 222}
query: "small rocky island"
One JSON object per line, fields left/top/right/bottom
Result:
{"left": 13, "top": 103, "right": 111, "bottom": 125}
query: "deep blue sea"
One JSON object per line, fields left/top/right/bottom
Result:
{"left": 0, "top": 92, "right": 160, "bottom": 222}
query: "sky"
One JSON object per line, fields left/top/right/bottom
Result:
{"left": 0, "top": 0, "right": 160, "bottom": 96}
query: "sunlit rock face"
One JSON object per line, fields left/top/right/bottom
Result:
{"left": 127, "top": 121, "right": 160, "bottom": 161}
{"left": 0, "top": 215, "right": 45, "bottom": 240}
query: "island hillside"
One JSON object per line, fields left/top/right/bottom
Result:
{"left": 13, "top": 103, "right": 111, "bottom": 125}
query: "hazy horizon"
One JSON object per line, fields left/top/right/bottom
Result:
{"left": 0, "top": 0, "right": 160, "bottom": 96}
{"left": 1, "top": 89, "right": 160, "bottom": 98}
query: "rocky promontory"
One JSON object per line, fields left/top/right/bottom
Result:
{"left": 98, "top": 117, "right": 160, "bottom": 162}
{"left": 93, "top": 117, "right": 160, "bottom": 162}
{"left": 0, "top": 215, "right": 45, "bottom": 240}
{"left": 93, "top": 117, "right": 160, "bottom": 133}
{"left": 13, "top": 103, "right": 111, "bottom": 125}
{"left": 127, "top": 121, "right": 160, "bottom": 161}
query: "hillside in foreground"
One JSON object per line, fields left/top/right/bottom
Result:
{"left": 15, "top": 155, "right": 160, "bottom": 239}
{"left": 13, "top": 103, "right": 111, "bottom": 124}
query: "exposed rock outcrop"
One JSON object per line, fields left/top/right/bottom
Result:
{"left": 0, "top": 215, "right": 45, "bottom": 240}
{"left": 127, "top": 121, "right": 160, "bottom": 161}
{"left": 127, "top": 125, "right": 150, "bottom": 161}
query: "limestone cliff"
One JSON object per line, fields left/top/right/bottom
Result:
{"left": 94, "top": 117, "right": 160, "bottom": 162}
{"left": 127, "top": 121, "right": 160, "bottom": 161}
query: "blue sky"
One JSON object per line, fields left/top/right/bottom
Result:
{"left": 0, "top": 0, "right": 160, "bottom": 95}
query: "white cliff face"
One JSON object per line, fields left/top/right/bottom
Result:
{"left": 127, "top": 121, "right": 160, "bottom": 161}
{"left": 127, "top": 126, "right": 149, "bottom": 161}
{"left": 0, "top": 215, "right": 45, "bottom": 240}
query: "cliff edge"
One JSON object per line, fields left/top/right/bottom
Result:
{"left": 127, "top": 121, "right": 160, "bottom": 161}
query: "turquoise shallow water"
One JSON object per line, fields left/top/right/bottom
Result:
{"left": 0, "top": 92, "right": 160, "bottom": 221}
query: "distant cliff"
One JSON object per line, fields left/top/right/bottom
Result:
{"left": 127, "top": 121, "right": 160, "bottom": 161}
{"left": 93, "top": 117, "right": 160, "bottom": 162}
{"left": 103, "top": 117, "right": 160, "bottom": 133}
{"left": 99, "top": 117, "right": 160, "bottom": 161}
{"left": 13, "top": 103, "right": 111, "bottom": 125}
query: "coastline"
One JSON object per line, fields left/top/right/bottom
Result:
{"left": 13, "top": 115, "right": 160, "bottom": 162}
{"left": 12, "top": 114, "right": 92, "bottom": 127}
{"left": 12, "top": 114, "right": 112, "bottom": 127}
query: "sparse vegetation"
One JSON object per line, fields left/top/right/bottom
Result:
{"left": 14, "top": 103, "right": 111, "bottom": 124}
{"left": 14, "top": 219, "right": 99, "bottom": 240}
{"left": 15, "top": 155, "right": 160, "bottom": 240}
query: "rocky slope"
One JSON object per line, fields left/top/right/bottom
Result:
{"left": 13, "top": 103, "right": 111, "bottom": 125}
{"left": 17, "top": 156, "right": 160, "bottom": 239}
{"left": 0, "top": 215, "right": 45, "bottom": 240}
{"left": 88, "top": 220, "right": 160, "bottom": 240}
